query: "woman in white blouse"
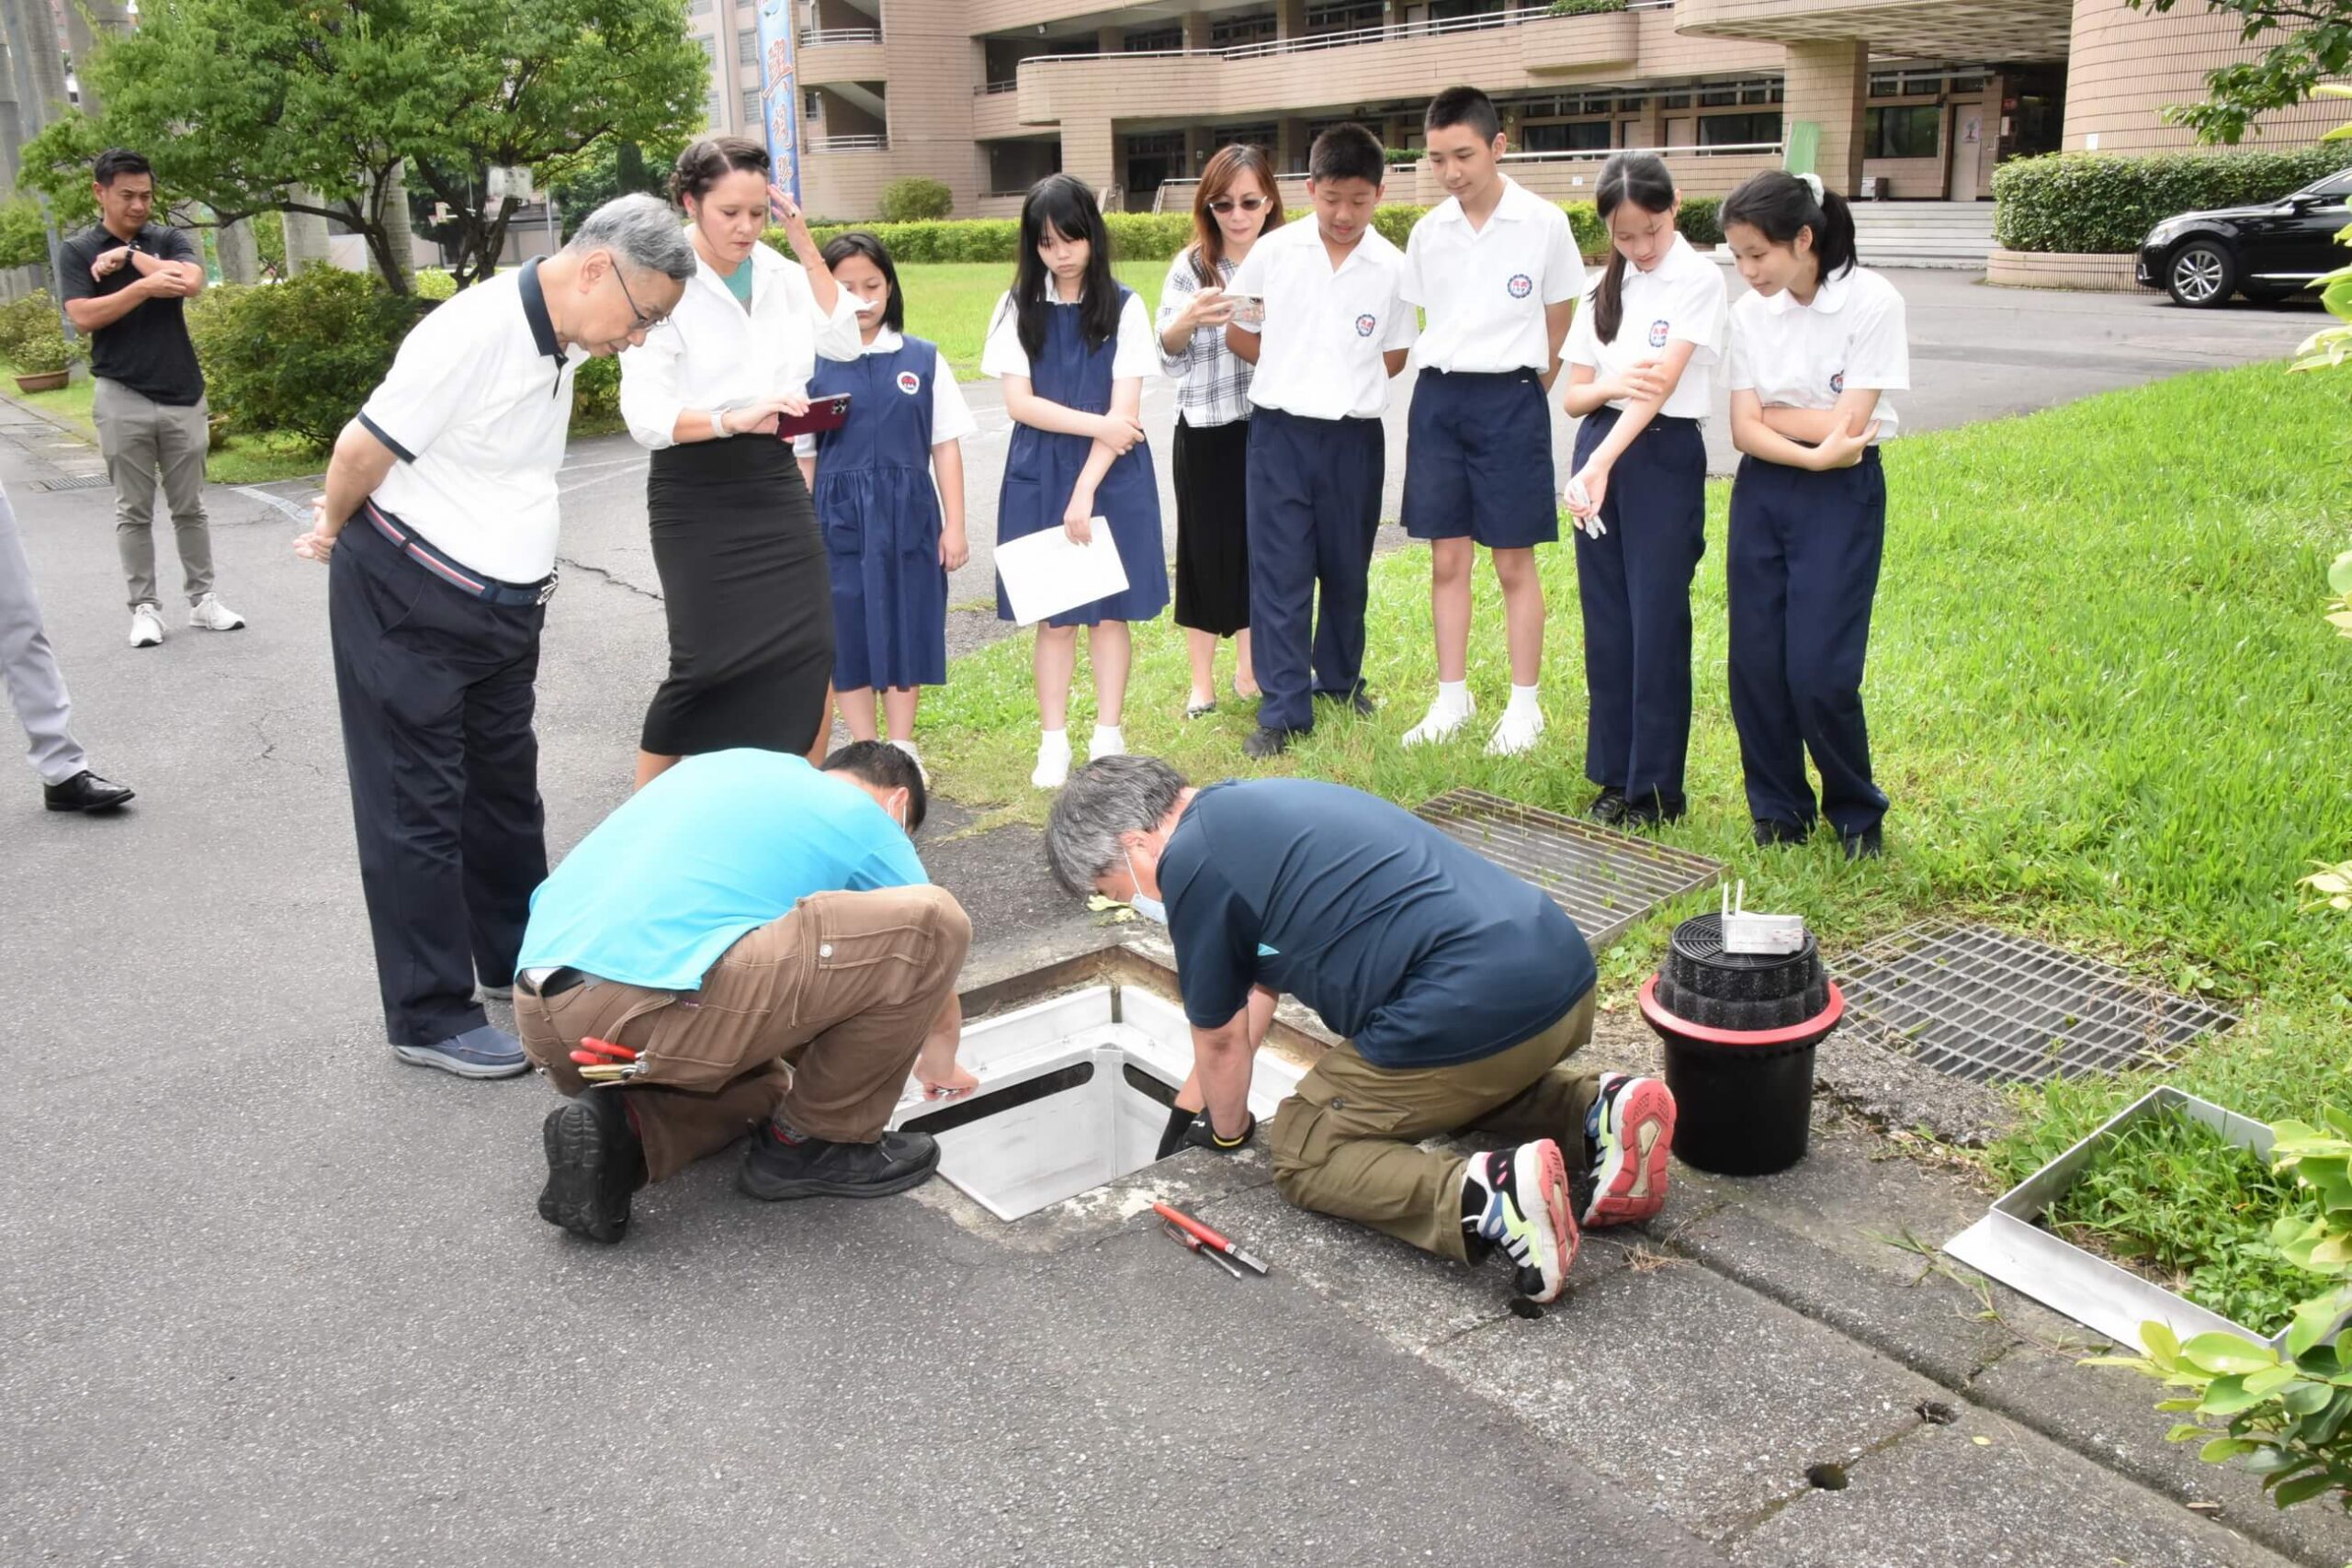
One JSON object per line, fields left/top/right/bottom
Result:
{"left": 618, "top": 136, "right": 862, "bottom": 788}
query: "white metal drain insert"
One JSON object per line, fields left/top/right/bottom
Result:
{"left": 888, "top": 986, "right": 1301, "bottom": 1222}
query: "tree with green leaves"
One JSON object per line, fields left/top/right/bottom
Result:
{"left": 17, "top": 0, "right": 707, "bottom": 292}
{"left": 2131, "top": 0, "right": 2352, "bottom": 143}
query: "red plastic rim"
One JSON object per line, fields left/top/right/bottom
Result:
{"left": 1638, "top": 974, "right": 1844, "bottom": 1047}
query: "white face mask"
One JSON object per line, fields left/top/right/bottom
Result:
{"left": 1122, "top": 847, "right": 1167, "bottom": 925}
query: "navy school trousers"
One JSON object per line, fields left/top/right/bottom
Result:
{"left": 1725, "top": 447, "right": 1890, "bottom": 838}
{"left": 329, "top": 512, "right": 549, "bottom": 1047}
{"left": 1246, "top": 407, "right": 1384, "bottom": 735}
{"left": 1571, "top": 407, "right": 1707, "bottom": 815}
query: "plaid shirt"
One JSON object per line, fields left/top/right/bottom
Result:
{"left": 1157, "top": 250, "right": 1254, "bottom": 429}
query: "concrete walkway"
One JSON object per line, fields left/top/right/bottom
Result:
{"left": 4, "top": 283, "right": 2346, "bottom": 1566}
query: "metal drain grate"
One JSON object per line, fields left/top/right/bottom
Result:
{"left": 1832, "top": 920, "right": 2237, "bottom": 1085}
{"left": 1414, "top": 788, "right": 1724, "bottom": 952}
{"left": 35, "top": 475, "right": 112, "bottom": 491}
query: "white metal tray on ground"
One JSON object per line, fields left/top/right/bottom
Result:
{"left": 1943, "top": 1086, "right": 2338, "bottom": 1354}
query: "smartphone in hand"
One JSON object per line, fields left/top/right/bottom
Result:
{"left": 776, "top": 394, "right": 853, "bottom": 439}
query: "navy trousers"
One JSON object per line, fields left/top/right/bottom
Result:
{"left": 1572, "top": 408, "right": 1707, "bottom": 815}
{"left": 1726, "top": 449, "right": 1890, "bottom": 838}
{"left": 329, "top": 514, "right": 549, "bottom": 1047}
{"left": 1246, "top": 408, "right": 1384, "bottom": 735}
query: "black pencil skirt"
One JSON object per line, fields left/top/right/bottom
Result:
{"left": 639, "top": 435, "right": 834, "bottom": 759}
{"left": 1171, "top": 414, "right": 1251, "bottom": 637}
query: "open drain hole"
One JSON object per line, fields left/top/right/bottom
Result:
{"left": 1804, "top": 1462, "right": 1849, "bottom": 1491}
{"left": 901, "top": 1061, "right": 1095, "bottom": 1137}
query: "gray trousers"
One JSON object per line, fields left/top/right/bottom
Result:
{"left": 93, "top": 377, "right": 212, "bottom": 609}
{"left": 0, "top": 482, "right": 86, "bottom": 784}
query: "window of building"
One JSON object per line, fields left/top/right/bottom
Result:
{"left": 696, "top": 33, "right": 716, "bottom": 59}
{"left": 1521, "top": 120, "right": 1611, "bottom": 153}
{"left": 1305, "top": 0, "right": 1383, "bottom": 36}
{"left": 1429, "top": 0, "right": 1508, "bottom": 27}
{"left": 1209, "top": 11, "right": 1278, "bottom": 47}
{"left": 804, "top": 89, "right": 822, "bottom": 120}
{"left": 1864, "top": 105, "right": 1941, "bottom": 159}
{"left": 1699, "top": 112, "right": 1782, "bottom": 148}
{"left": 705, "top": 91, "right": 723, "bottom": 128}
{"left": 688, "top": 0, "right": 711, "bottom": 13}
{"left": 1209, "top": 122, "right": 1279, "bottom": 150}
{"left": 742, "top": 87, "right": 764, "bottom": 127}
{"left": 739, "top": 28, "right": 758, "bottom": 67}
{"left": 1125, "top": 22, "right": 1182, "bottom": 51}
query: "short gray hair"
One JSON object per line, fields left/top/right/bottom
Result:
{"left": 1045, "top": 755, "right": 1189, "bottom": 897}
{"left": 566, "top": 193, "right": 696, "bottom": 283}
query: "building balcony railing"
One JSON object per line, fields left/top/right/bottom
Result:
{"left": 1152, "top": 141, "right": 1787, "bottom": 216}
{"left": 808, "top": 133, "right": 891, "bottom": 152}
{"left": 799, "top": 27, "right": 883, "bottom": 46}
{"left": 976, "top": 79, "right": 1020, "bottom": 96}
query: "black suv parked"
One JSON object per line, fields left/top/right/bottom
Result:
{"left": 2137, "top": 168, "right": 2352, "bottom": 307}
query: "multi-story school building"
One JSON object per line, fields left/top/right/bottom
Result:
{"left": 724, "top": 0, "right": 2338, "bottom": 221}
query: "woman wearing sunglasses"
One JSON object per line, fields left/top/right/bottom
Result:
{"left": 1156, "top": 144, "right": 1285, "bottom": 720}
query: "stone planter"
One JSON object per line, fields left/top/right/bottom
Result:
{"left": 1986, "top": 248, "right": 2142, "bottom": 293}
{"left": 207, "top": 415, "right": 231, "bottom": 453}
{"left": 13, "top": 370, "right": 68, "bottom": 393}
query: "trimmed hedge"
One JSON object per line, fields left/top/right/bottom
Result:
{"left": 1678, "top": 196, "right": 1724, "bottom": 249}
{"left": 1548, "top": 0, "right": 1626, "bottom": 13}
{"left": 879, "top": 176, "right": 954, "bottom": 222}
{"left": 1993, "top": 146, "right": 2352, "bottom": 255}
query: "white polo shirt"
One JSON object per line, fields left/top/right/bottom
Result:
{"left": 1227, "top": 220, "right": 1418, "bottom": 421}
{"left": 1726, "top": 265, "right": 1908, "bottom": 442}
{"left": 619, "top": 235, "right": 863, "bottom": 450}
{"left": 1562, "top": 233, "right": 1731, "bottom": 422}
{"left": 1401, "top": 176, "right": 1585, "bottom": 375}
{"left": 357, "top": 260, "right": 581, "bottom": 584}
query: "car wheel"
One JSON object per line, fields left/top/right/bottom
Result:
{"left": 2165, "top": 242, "right": 2236, "bottom": 308}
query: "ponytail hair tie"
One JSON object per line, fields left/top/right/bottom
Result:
{"left": 1796, "top": 171, "right": 1826, "bottom": 205}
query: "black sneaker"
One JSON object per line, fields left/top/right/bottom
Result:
{"left": 1842, "top": 825, "right": 1884, "bottom": 862}
{"left": 1585, "top": 787, "right": 1628, "bottom": 826}
{"left": 1242, "top": 725, "right": 1295, "bottom": 760}
{"left": 1752, "top": 817, "right": 1811, "bottom": 848}
{"left": 537, "top": 1091, "right": 646, "bottom": 1244}
{"left": 738, "top": 1124, "right": 940, "bottom": 1201}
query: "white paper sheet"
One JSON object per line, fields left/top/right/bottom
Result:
{"left": 994, "top": 521, "right": 1130, "bottom": 626}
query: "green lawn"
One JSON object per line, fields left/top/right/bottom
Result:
{"left": 915, "top": 362, "right": 2352, "bottom": 1190}
{"left": 1, "top": 362, "right": 327, "bottom": 486}
{"left": 901, "top": 260, "right": 1168, "bottom": 381}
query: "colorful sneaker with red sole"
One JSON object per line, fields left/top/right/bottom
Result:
{"left": 1583, "top": 1073, "right": 1677, "bottom": 1228}
{"left": 1465, "top": 1139, "right": 1580, "bottom": 1303}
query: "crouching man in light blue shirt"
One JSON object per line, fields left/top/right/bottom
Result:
{"left": 514, "top": 741, "right": 977, "bottom": 1244}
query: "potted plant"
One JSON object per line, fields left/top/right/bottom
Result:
{"left": 10, "top": 316, "right": 72, "bottom": 393}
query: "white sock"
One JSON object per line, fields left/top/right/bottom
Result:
{"left": 1507, "top": 683, "right": 1542, "bottom": 716}
{"left": 1032, "top": 729, "right": 1070, "bottom": 789}
{"left": 1436, "top": 680, "right": 1471, "bottom": 715}
{"left": 1091, "top": 724, "right": 1125, "bottom": 759}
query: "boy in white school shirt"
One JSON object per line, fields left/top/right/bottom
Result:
{"left": 1398, "top": 85, "right": 1585, "bottom": 756}
{"left": 1225, "top": 123, "right": 1418, "bottom": 760}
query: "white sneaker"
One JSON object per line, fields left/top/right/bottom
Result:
{"left": 127, "top": 604, "right": 164, "bottom": 648}
{"left": 1031, "top": 731, "right": 1071, "bottom": 790}
{"left": 189, "top": 592, "right": 246, "bottom": 632}
{"left": 1487, "top": 705, "right": 1546, "bottom": 757}
{"left": 1402, "top": 692, "right": 1476, "bottom": 748}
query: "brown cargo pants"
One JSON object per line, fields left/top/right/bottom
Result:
{"left": 1267, "top": 987, "right": 1600, "bottom": 1262}
{"left": 515, "top": 885, "right": 971, "bottom": 1181}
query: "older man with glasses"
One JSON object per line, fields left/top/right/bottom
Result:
{"left": 293, "top": 195, "right": 695, "bottom": 1079}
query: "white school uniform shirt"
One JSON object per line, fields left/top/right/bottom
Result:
{"left": 618, "top": 234, "right": 864, "bottom": 450}
{"left": 978, "top": 286, "right": 1159, "bottom": 382}
{"left": 1401, "top": 175, "right": 1584, "bottom": 374}
{"left": 1561, "top": 233, "right": 1731, "bottom": 423}
{"left": 1227, "top": 219, "right": 1418, "bottom": 421}
{"left": 1725, "top": 265, "right": 1909, "bottom": 442}
{"left": 793, "top": 329, "right": 978, "bottom": 457}
{"left": 356, "top": 259, "right": 580, "bottom": 584}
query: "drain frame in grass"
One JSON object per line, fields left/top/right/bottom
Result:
{"left": 1943, "top": 1087, "right": 2344, "bottom": 1353}
{"left": 888, "top": 980, "right": 1301, "bottom": 1223}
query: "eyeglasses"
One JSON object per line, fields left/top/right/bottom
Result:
{"left": 1205, "top": 195, "right": 1269, "bottom": 215}
{"left": 606, "top": 264, "right": 662, "bottom": 333}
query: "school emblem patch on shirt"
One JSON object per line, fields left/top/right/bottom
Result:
{"left": 1506, "top": 273, "right": 1533, "bottom": 299}
{"left": 1647, "top": 319, "right": 1670, "bottom": 349}
{"left": 1354, "top": 313, "right": 1377, "bottom": 337}
{"left": 896, "top": 369, "right": 922, "bottom": 396}
{"left": 1830, "top": 371, "right": 1846, "bottom": 394}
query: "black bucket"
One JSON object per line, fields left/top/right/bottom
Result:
{"left": 1639, "top": 914, "right": 1843, "bottom": 1176}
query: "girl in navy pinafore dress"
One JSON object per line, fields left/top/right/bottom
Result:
{"left": 982, "top": 175, "right": 1169, "bottom": 789}
{"left": 797, "top": 232, "right": 974, "bottom": 768}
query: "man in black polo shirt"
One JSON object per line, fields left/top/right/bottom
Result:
{"left": 1046, "top": 756, "right": 1679, "bottom": 1303}
{"left": 60, "top": 148, "right": 243, "bottom": 649}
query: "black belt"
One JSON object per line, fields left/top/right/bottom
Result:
{"left": 534, "top": 966, "right": 594, "bottom": 998}
{"left": 364, "top": 502, "right": 558, "bottom": 607}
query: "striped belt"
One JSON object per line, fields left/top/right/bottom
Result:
{"left": 364, "top": 501, "right": 558, "bottom": 607}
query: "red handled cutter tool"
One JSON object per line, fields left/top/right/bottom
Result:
{"left": 1153, "top": 1201, "right": 1268, "bottom": 1276}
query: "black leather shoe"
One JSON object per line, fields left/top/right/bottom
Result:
{"left": 537, "top": 1091, "right": 646, "bottom": 1244}
{"left": 1317, "top": 687, "right": 1376, "bottom": 717}
{"left": 1842, "top": 826, "right": 1884, "bottom": 862}
{"left": 1752, "top": 817, "right": 1811, "bottom": 848}
{"left": 43, "top": 770, "right": 135, "bottom": 813}
{"left": 1242, "top": 725, "right": 1294, "bottom": 759}
{"left": 739, "top": 1124, "right": 940, "bottom": 1201}
{"left": 1622, "top": 791, "right": 1688, "bottom": 829}
{"left": 1585, "top": 787, "right": 1628, "bottom": 826}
